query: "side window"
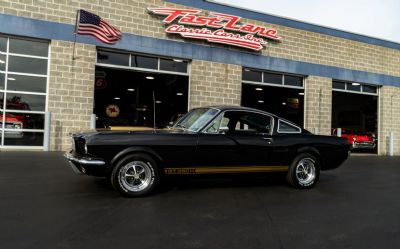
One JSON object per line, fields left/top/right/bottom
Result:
{"left": 206, "top": 111, "right": 272, "bottom": 135}
{"left": 237, "top": 113, "right": 272, "bottom": 135}
{"left": 278, "top": 119, "right": 301, "bottom": 133}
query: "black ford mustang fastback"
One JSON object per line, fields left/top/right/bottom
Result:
{"left": 65, "top": 106, "right": 350, "bottom": 197}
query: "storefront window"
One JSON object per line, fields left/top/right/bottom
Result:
{"left": 264, "top": 73, "right": 282, "bottom": 84}
{"left": 6, "top": 93, "right": 46, "bottom": 111}
{"left": 284, "top": 75, "right": 303, "bottom": 87}
{"left": 333, "top": 80, "right": 378, "bottom": 95}
{"left": 362, "top": 85, "right": 377, "bottom": 94}
{"left": 0, "top": 54, "right": 6, "bottom": 71}
{"left": 244, "top": 68, "right": 303, "bottom": 88}
{"left": 347, "top": 83, "right": 361, "bottom": 92}
{"left": 6, "top": 74, "right": 47, "bottom": 93}
{"left": 0, "top": 37, "right": 6, "bottom": 53}
{"left": 132, "top": 55, "right": 158, "bottom": 69}
{"left": 4, "top": 112, "right": 45, "bottom": 129}
{"left": 4, "top": 132, "right": 44, "bottom": 146}
{"left": 333, "top": 81, "right": 346, "bottom": 90}
{"left": 160, "top": 58, "right": 187, "bottom": 73}
{"left": 97, "top": 50, "right": 188, "bottom": 74}
{"left": 0, "top": 36, "right": 49, "bottom": 148}
{"left": 97, "top": 50, "right": 129, "bottom": 66}
{"left": 8, "top": 56, "right": 48, "bottom": 75}
{"left": 243, "top": 69, "right": 262, "bottom": 82}
{"left": 9, "top": 38, "right": 48, "bottom": 57}
{"left": 0, "top": 73, "right": 4, "bottom": 90}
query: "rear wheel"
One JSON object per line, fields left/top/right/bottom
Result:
{"left": 286, "top": 153, "right": 320, "bottom": 188}
{"left": 111, "top": 153, "right": 160, "bottom": 197}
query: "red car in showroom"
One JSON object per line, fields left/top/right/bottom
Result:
{"left": 0, "top": 114, "right": 24, "bottom": 138}
{"left": 332, "top": 128, "right": 376, "bottom": 150}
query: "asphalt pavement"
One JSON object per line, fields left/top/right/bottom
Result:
{"left": 0, "top": 152, "right": 399, "bottom": 249}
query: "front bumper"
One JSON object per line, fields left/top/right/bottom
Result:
{"left": 64, "top": 151, "right": 106, "bottom": 176}
{"left": 353, "top": 141, "right": 376, "bottom": 149}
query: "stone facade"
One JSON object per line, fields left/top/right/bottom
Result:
{"left": 304, "top": 76, "right": 332, "bottom": 136}
{"left": 189, "top": 60, "right": 241, "bottom": 109}
{"left": 378, "top": 86, "right": 400, "bottom": 155}
{"left": 48, "top": 41, "right": 96, "bottom": 150}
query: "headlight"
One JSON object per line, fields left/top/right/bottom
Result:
{"left": 14, "top": 123, "right": 22, "bottom": 129}
{"left": 84, "top": 143, "right": 88, "bottom": 154}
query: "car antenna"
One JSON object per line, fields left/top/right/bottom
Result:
{"left": 152, "top": 90, "right": 156, "bottom": 130}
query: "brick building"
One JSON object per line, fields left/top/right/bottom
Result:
{"left": 0, "top": 0, "right": 399, "bottom": 155}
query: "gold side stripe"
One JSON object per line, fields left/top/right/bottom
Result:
{"left": 164, "top": 166, "right": 289, "bottom": 175}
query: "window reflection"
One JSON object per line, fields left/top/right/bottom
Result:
{"left": 333, "top": 81, "right": 346, "bottom": 90}
{"left": 0, "top": 92, "right": 3, "bottom": 109}
{"left": 8, "top": 56, "right": 48, "bottom": 75}
{"left": 6, "top": 93, "right": 45, "bottom": 111}
{"left": 284, "top": 75, "right": 303, "bottom": 87}
{"left": 97, "top": 51, "right": 129, "bottom": 66}
{"left": 0, "top": 54, "right": 6, "bottom": 71}
{"left": 131, "top": 55, "right": 158, "bottom": 69}
{"left": 264, "top": 73, "right": 282, "bottom": 84}
{"left": 160, "top": 59, "right": 187, "bottom": 73}
{"left": 7, "top": 74, "right": 47, "bottom": 93}
{"left": 4, "top": 131, "right": 44, "bottom": 146}
{"left": 347, "top": 83, "right": 361, "bottom": 92}
{"left": 243, "top": 69, "right": 262, "bottom": 82}
{"left": 362, "top": 85, "right": 377, "bottom": 94}
{"left": 4, "top": 112, "right": 44, "bottom": 129}
{"left": 9, "top": 38, "right": 48, "bottom": 57}
{"left": 0, "top": 73, "right": 4, "bottom": 90}
{"left": 0, "top": 36, "right": 6, "bottom": 53}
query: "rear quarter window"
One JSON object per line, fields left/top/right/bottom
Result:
{"left": 278, "top": 120, "right": 301, "bottom": 133}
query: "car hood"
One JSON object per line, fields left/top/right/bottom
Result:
{"left": 354, "top": 135, "right": 374, "bottom": 142}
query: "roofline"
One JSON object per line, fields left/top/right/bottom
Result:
{"left": 164, "top": 0, "right": 400, "bottom": 50}
{"left": 198, "top": 105, "right": 280, "bottom": 118}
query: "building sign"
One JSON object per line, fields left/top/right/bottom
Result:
{"left": 106, "top": 104, "right": 120, "bottom": 118}
{"left": 148, "top": 8, "right": 281, "bottom": 51}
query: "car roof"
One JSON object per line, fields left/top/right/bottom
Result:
{"left": 202, "top": 105, "right": 279, "bottom": 118}
{"left": 191, "top": 105, "right": 307, "bottom": 132}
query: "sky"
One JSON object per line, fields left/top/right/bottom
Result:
{"left": 213, "top": 0, "right": 400, "bottom": 43}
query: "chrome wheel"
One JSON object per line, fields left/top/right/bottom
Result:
{"left": 295, "top": 158, "right": 316, "bottom": 186}
{"left": 118, "top": 161, "right": 153, "bottom": 192}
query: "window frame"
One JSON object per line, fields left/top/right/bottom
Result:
{"left": 96, "top": 49, "right": 189, "bottom": 76}
{"left": 277, "top": 119, "right": 302, "bottom": 134}
{"left": 332, "top": 80, "right": 379, "bottom": 96}
{"left": 0, "top": 35, "right": 50, "bottom": 148}
{"left": 243, "top": 68, "right": 305, "bottom": 90}
{"left": 202, "top": 109, "right": 275, "bottom": 136}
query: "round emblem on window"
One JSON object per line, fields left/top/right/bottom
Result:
{"left": 106, "top": 104, "right": 120, "bottom": 118}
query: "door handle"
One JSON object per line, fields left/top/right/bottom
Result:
{"left": 262, "top": 137, "right": 273, "bottom": 144}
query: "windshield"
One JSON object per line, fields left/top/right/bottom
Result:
{"left": 173, "top": 108, "right": 220, "bottom": 132}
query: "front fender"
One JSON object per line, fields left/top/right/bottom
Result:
{"left": 110, "top": 146, "right": 164, "bottom": 169}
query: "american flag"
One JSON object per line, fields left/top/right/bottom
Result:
{"left": 76, "top": 9, "right": 122, "bottom": 44}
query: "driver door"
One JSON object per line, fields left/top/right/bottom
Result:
{"left": 196, "top": 110, "right": 275, "bottom": 169}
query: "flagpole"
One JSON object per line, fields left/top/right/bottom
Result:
{"left": 72, "top": 9, "right": 80, "bottom": 60}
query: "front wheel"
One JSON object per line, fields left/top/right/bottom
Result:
{"left": 111, "top": 153, "right": 160, "bottom": 197}
{"left": 286, "top": 153, "right": 320, "bottom": 188}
